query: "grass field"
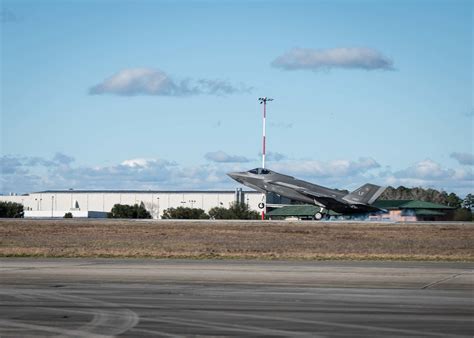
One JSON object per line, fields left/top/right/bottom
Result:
{"left": 0, "top": 219, "right": 473, "bottom": 261}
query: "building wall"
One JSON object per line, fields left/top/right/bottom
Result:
{"left": 0, "top": 195, "right": 26, "bottom": 205}
{"left": 24, "top": 210, "right": 108, "bottom": 218}
{"left": 0, "top": 190, "right": 263, "bottom": 218}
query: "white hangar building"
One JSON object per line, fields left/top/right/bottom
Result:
{"left": 1, "top": 189, "right": 263, "bottom": 218}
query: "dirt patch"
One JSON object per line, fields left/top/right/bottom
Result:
{"left": 0, "top": 219, "right": 473, "bottom": 261}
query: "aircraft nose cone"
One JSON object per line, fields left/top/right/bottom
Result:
{"left": 227, "top": 172, "right": 242, "bottom": 180}
{"left": 227, "top": 171, "right": 247, "bottom": 183}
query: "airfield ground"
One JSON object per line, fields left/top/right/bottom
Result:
{"left": 0, "top": 219, "right": 472, "bottom": 261}
{"left": 1, "top": 221, "right": 473, "bottom": 336}
{"left": 1, "top": 259, "right": 473, "bottom": 337}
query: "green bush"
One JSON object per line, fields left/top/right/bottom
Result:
{"left": 208, "top": 206, "right": 232, "bottom": 219}
{"left": 108, "top": 202, "right": 152, "bottom": 219}
{"left": 209, "top": 202, "right": 260, "bottom": 220}
{"left": 0, "top": 201, "right": 24, "bottom": 218}
{"left": 161, "top": 207, "right": 209, "bottom": 219}
{"left": 64, "top": 212, "right": 73, "bottom": 218}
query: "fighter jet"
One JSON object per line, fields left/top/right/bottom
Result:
{"left": 228, "top": 168, "right": 386, "bottom": 219}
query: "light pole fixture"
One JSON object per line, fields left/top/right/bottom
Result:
{"left": 151, "top": 193, "right": 154, "bottom": 216}
{"left": 157, "top": 197, "right": 160, "bottom": 219}
{"left": 258, "top": 97, "right": 273, "bottom": 169}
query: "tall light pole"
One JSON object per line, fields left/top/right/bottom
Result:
{"left": 258, "top": 97, "right": 273, "bottom": 169}
{"left": 157, "top": 197, "right": 160, "bottom": 219}
{"left": 151, "top": 193, "right": 154, "bottom": 216}
{"left": 258, "top": 97, "right": 273, "bottom": 220}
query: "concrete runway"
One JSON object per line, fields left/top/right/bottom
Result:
{"left": 0, "top": 259, "right": 472, "bottom": 337}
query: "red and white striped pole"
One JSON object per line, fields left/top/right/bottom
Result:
{"left": 258, "top": 97, "right": 273, "bottom": 220}
{"left": 259, "top": 97, "right": 273, "bottom": 167}
{"left": 262, "top": 99, "right": 266, "bottom": 168}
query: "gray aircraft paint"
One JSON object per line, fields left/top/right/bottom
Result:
{"left": 228, "top": 168, "right": 386, "bottom": 214}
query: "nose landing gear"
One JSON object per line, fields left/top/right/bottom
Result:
{"left": 314, "top": 207, "right": 328, "bottom": 221}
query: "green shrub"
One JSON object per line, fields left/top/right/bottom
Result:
{"left": 64, "top": 212, "right": 73, "bottom": 218}
{"left": 161, "top": 207, "right": 209, "bottom": 219}
{"left": 208, "top": 202, "right": 260, "bottom": 220}
{"left": 108, "top": 202, "right": 152, "bottom": 219}
{"left": 0, "top": 201, "right": 24, "bottom": 218}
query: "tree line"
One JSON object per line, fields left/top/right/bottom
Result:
{"left": 379, "top": 187, "right": 473, "bottom": 209}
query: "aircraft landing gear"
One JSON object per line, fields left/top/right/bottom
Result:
{"left": 314, "top": 207, "right": 329, "bottom": 221}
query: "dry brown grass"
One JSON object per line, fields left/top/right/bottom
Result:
{"left": 0, "top": 219, "right": 473, "bottom": 261}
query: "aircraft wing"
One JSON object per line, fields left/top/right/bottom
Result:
{"left": 268, "top": 180, "right": 350, "bottom": 210}
{"left": 304, "top": 190, "right": 385, "bottom": 213}
{"left": 300, "top": 189, "right": 352, "bottom": 210}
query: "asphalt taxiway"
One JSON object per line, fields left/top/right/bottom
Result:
{"left": 0, "top": 259, "right": 472, "bottom": 337}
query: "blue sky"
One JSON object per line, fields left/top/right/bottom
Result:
{"left": 1, "top": 0, "right": 473, "bottom": 196}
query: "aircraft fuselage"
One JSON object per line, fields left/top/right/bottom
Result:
{"left": 228, "top": 168, "right": 385, "bottom": 214}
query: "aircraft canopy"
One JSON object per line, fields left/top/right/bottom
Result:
{"left": 248, "top": 168, "right": 271, "bottom": 175}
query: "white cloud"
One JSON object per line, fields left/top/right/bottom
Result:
{"left": 121, "top": 158, "right": 172, "bottom": 168}
{"left": 196, "top": 79, "right": 251, "bottom": 95}
{"left": 265, "top": 152, "right": 286, "bottom": 162}
{"left": 89, "top": 68, "right": 251, "bottom": 96}
{"left": 0, "top": 156, "right": 25, "bottom": 175}
{"left": 53, "top": 153, "right": 74, "bottom": 165}
{"left": 204, "top": 151, "right": 252, "bottom": 163}
{"left": 272, "top": 47, "right": 394, "bottom": 71}
{"left": 394, "top": 159, "right": 455, "bottom": 180}
{"left": 271, "top": 157, "right": 380, "bottom": 178}
{"left": 2, "top": 154, "right": 472, "bottom": 197}
{"left": 452, "top": 168, "right": 474, "bottom": 181}
{"left": 0, "top": 152, "right": 72, "bottom": 175}
{"left": 0, "top": 154, "right": 231, "bottom": 193}
{"left": 386, "top": 159, "right": 473, "bottom": 196}
{"left": 450, "top": 152, "right": 474, "bottom": 166}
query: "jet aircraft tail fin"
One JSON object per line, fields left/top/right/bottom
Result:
{"left": 343, "top": 184, "right": 386, "bottom": 205}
